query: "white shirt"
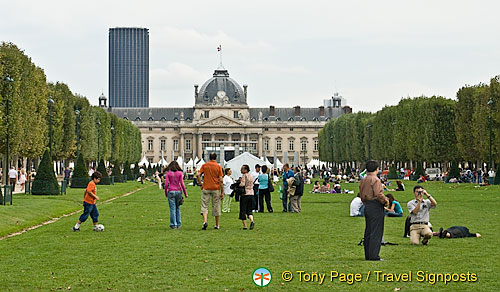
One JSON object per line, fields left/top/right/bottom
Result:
{"left": 139, "top": 168, "right": 146, "bottom": 175}
{"left": 350, "top": 197, "right": 363, "bottom": 217}
{"left": 489, "top": 170, "right": 495, "bottom": 178}
{"left": 8, "top": 169, "right": 18, "bottom": 179}
{"left": 223, "top": 175, "right": 234, "bottom": 195}
{"left": 251, "top": 171, "right": 260, "bottom": 185}
{"left": 88, "top": 169, "right": 94, "bottom": 177}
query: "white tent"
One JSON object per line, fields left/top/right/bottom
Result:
{"left": 157, "top": 157, "right": 168, "bottom": 167}
{"left": 176, "top": 156, "right": 183, "bottom": 166}
{"left": 226, "top": 152, "right": 266, "bottom": 180}
{"left": 260, "top": 157, "right": 274, "bottom": 168}
{"left": 307, "top": 159, "right": 319, "bottom": 168}
{"left": 186, "top": 158, "right": 194, "bottom": 166}
{"left": 196, "top": 158, "right": 205, "bottom": 170}
{"left": 139, "top": 156, "right": 149, "bottom": 167}
{"left": 275, "top": 158, "right": 283, "bottom": 169}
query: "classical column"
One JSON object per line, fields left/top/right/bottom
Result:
{"left": 180, "top": 133, "right": 185, "bottom": 153}
{"left": 228, "top": 133, "right": 232, "bottom": 143}
{"left": 197, "top": 133, "right": 202, "bottom": 159}
{"left": 258, "top": 133, "right": 263, "bottom": 157}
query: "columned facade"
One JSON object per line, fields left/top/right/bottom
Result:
{"left": 111, "top": 66, "right": 350, "bottom": 167}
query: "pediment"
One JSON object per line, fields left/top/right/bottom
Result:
{"left": 198, "top": 115, "right": 246, "bottom": 127}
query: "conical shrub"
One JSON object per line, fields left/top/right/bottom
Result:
{"left": 494, "top": 163, "right": 500, "bottom": 185}
{"left": 32, "top": 149, "right": 60, "bottom": 195}
{"left": 388, "top": 164, "right": 398, "bottom": 179}
{"left": 71, "top": 153, "right": 89, "bottom": 188}
{"left": 123, "top": 161, "right": 133, "bottom": 180}
{"left": 448, "top": 161, "right": 460, "bottom": 179}
{"left": 97, "top": 159, "right": 111, "bottom": 185}
{"left": 111, "top": 161, "right": 123, "bottom": 183}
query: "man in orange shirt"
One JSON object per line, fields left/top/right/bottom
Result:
{"left": 197, "top": 153, "right": 224, "bottom": 230}
{"left": 73, "top": 171, "right": 102, "bottom": 231}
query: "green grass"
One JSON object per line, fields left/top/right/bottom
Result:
{"left": 0, "top": 180, "right": 498, "bottom": 291}
{"left": 0, "top": 181, "right": 146, "bottom": 237}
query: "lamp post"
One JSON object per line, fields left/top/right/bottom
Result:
{"left": 3, "top": 75, "right": 14, "bottom": 185}
{"left": 110, "top": 124, "right": 115, "bottom": 161}
{"left": 96, "top": 119, "right": 101, "bottom": 163}
{"left": 392, "top": 119, "right": 397, "bottom": 166}
{"left": 488, "top": 97, "right": 494, "bottom": 170}
{"left": 75, "top": 109, "right": 81, "bottom": 159}
{"left": 329, "top": 136, "right": 334, "bottom": 168}
{"left": 48, "top": 97, "right": 54, "bottom": 157}
{"left": 366, "top": 123, "right": 372, "bottom": 160}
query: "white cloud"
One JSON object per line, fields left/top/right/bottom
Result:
{"left": 247, "top": 63, "right": 310, "bottom": 75}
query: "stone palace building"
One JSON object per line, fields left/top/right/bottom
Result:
{"left": 105, "top": 65, "right": 351, "bottom": 166}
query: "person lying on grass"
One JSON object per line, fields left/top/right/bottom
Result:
{"left": 433, "top": 226, "right": 481, "bottom": 238}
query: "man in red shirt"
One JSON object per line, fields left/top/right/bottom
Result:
{"left": 197, "top": 153, "right": 224, "bottom": 230}
{"left": 73, "top": 171, "right": 102, "bottom": 231}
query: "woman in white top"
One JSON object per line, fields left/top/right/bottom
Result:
{"left": 222, "top": 168, "right": 235, "bottom": 213}
{"left": 19, "top": 168, "right": 27, "bottom": 191}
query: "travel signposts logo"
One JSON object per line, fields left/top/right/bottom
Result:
{"left": 253, "top": 267, "right": 272, "bottom": 287}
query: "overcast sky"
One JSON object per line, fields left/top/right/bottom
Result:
{"left": 1, "top": 0, "right": 499, "bottom": 112}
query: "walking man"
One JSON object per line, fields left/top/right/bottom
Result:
{"left": 197, "top": 153, "right": 224, "bottom": 230}
{"left": 359, "top": 160, "right": 389, "bottom": 261}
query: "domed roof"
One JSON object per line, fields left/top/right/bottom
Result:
{"left": 196, "top": 67, "right": 246, "bottom": 105}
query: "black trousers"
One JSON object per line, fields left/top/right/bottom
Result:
{"left": 239, "top": 195, "right": 253, "bottom": 220}
{"left": 252, "top": 185, "right": 260, "bottom": 210}
{"left": 363, "top": 200, "right": 385, "bottom": 260}
{"left": 258, "top": 188, "right": 273, "bottom": 212}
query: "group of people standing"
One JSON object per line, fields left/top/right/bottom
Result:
{"left": 162, "top": 153, "right": 306, "bottom": 231}
{"left": 1, "top": 166, "right": 28, "bottom": 192}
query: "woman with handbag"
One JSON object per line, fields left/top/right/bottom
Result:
{"left": 258, "top": 165, "right": 274, "bottom": 213}
{"left": 239, "top": 164, "right": 255, "bottom": 230}
{"left": 164, "top": 161, "right": 188, "bottom": 229}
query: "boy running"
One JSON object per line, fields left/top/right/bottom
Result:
{"left": 73, "top": 171, "right": 102, "bottom": 231}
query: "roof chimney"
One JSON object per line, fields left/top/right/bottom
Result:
{"left": 270, "top": 105, "right": 275, "bottom": 116}
{"left": 294, "top": 106, "right": 301, "bottom": 117}
{"left": 319, "top": 106, "right": 325, "bottom": 116}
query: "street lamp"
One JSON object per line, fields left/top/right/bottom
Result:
{"left": 329, "top": 136, "right": 334, "bottom": 168}
{"left": 488, "top": 97, "right": 494, "bottom": 170}
{"left": 3, "top": 75, "right": 14, "bottom": 185}
{"left": 48, "top": 97, "right": 54, "bottom": 157}
{"left": 366, "top": 123, "right": 372, "bottom": 160}
{"left": 392, "top": 119, "right": 397, "bottom": 166}
{"left": 96, "top": 119, "right": 101, "bottom": 162}
{"left": 75, "top": 109, "right": 81, "bottom": 159}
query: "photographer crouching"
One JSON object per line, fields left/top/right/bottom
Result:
{"left": 407, "top": 186, "right": 437, "bottom": 245}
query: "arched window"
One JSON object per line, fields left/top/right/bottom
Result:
{"left": 301, "top": 117, "right": 307, "bottom": 121}
{"left": 173, "top": 117, "right": 179, "bottom": 122}
{"left": 288, "top": 117, "right": 294, "bottom": 121}
{"left": 148, "top": 117, "right": 154, "bottom": 121}
{"left": 160, "top": 117, "right": 166, "bottom": 121}
{"left": 123, "top": 117, "right": 128, "bottom": 120}
{"left": 135, "top": 117, "right": 141, "bottom": 121}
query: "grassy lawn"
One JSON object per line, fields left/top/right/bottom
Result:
{"left": 0, "top": 180, "right": 498, "bottom": 291}
{"left": 0, "top": 181, "right": 147, "bottom": 237}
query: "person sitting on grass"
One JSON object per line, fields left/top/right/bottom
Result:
{"left": 320, "top": 181, "right": 329, "bottom": 193}
{"left": 312, "top": 181, "right": 321, "bottom": 193}
{"left": 434, "top": 226, "right": 481, "bottom": 238}
{"left": 73, "top": 171, "right": 102, "bottom": 231}
{"left": 350, "top": 193, "right": 364, "bottom": 217}
{"left": 396, "top": 180, "right": 405, "bottom": 191}
{"left": 384, "top": 193, "right": 403, "bottom": 217}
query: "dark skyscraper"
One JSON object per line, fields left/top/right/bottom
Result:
{"left": 109, "top": 27, "right": 149, "bottom": 108}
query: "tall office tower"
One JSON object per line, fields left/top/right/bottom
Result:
{"left": 109, "top": 27, "right": 149, "bottom": 108}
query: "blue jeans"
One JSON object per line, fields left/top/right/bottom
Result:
{"left": 385, "top": 211, "right": 403, "bottom": 217}
{"left": 167, "top": 191, "right": 182, "bottom": 228}
{"left": 79, "top": 202, "right": 99, "bottom": 223}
